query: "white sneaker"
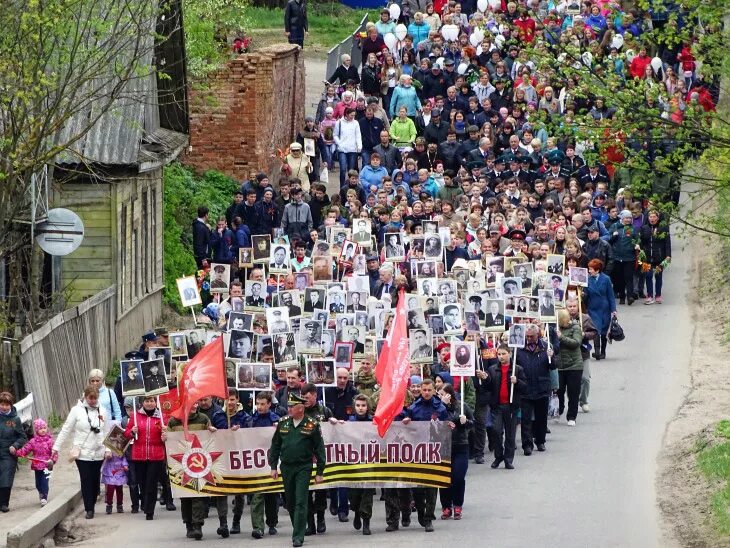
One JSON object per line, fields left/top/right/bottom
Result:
{"left": 644, "top": 297, "right": 655, "bottom": 305}
{"left": 581, "top": 404, "right": 590, "bottom": 413}
{"left": 567, "top": 420, "right": 576, "bottom": 426}
{"left": 40, "top": 499, "right": 47, "bottom": 506}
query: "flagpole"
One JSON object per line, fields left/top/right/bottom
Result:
{"left": 460, "top": 375, "right": 464, "bottom": 416}
{"left": 509, "top": 348, "right": 516, "bottom": 403}
{"left": 190, "top": 306, "right": 198, "bottom": 326}
{"left": 157, "top": 396, "right": 166, "bottom": 428}
{"left": 132, "top": 400, "right": 138, "bottom": 440}
{"left": 546, "top": 323, "right": 552, "bottom": 364}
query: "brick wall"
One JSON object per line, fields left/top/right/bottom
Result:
{"left": 183, "top": 44, "right": 305, "bottom": 183}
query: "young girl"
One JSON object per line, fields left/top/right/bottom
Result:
{"left": 102, "top": 451, "right": 129, "bottom": 514}
{"left": 16, "top": 419, "right": 57, "bottom": 506}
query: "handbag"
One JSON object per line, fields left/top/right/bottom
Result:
{"left": 608, "top": 316, "right": 625, "bottom": 342}
{"left": 548, "top": 393, "right": 560, "bottom": 419}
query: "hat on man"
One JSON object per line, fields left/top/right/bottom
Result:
{"left": 141, "top": 332, "right": 158, "bottom": 343}
{"left": 214, "top": 264, "right": 226, "bottom": 273}
{"left": 443, "top": 58, "right": 455, "bottom": 66}
{"left": 304, "top": 320, "right": 319, "bottom": 328}
{"left": 586, "top": 224, "right": 600, "bottom": 233}
{"left": 466, "top": 160, "right": 485, "bottom": 171}
{"left": 287, "top": 392, "right": 306, "bottom": 406}
{"left": 508, "top": 228, "right": 527, "bottom": 241}
{"left": 154, "top": 327, "right": 169, "bottom": 337}
{"left": 290, "top": 142, "right": 303, "bottom": 151}
{"left": 366, "top": 254, "right": 380, "bottom": 262}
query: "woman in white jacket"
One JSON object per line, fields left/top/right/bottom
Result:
{"left": 88, "top": 369, "right": 121, "bottom": 425}
{"left": 52, "top": 385, "right": 107, "bottom": 519}
{"left": 333, "top": 107, "right": 362, "bottom": 186}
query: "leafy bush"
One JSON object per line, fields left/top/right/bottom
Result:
{"left": 163, "top": 163, "right": 238, "bottom": 311}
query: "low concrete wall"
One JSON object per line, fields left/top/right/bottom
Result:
{"left": 6, "top": 487, "right": 81, "bottom": 548}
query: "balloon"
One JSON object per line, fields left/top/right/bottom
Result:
{"left": 441, "top": 24, "right": 459, "bottom": 42}
{"left": 581, "top": 51, "right": 592, "bottom": 66}
{"left": 395, "top": 23, "right": 408, "bottom": 41}
{"left": 477, "top": 0, "right": 489, "bottom": 12}
{"left": 476, "top": 45, "right": 483, "bottom": 56}
{"left": 611, "top": 34, "right": 623, "bottom": 50}
{"left": 388, "top": 3, "right": 400, "bottom": 21}
{"left": 436, "top": 57, "right": 445, "bottom": 69}
{"left": 488, "top": 0, "right": 500, "bottom": 7}
{"left": 494, "top": 34, "right": 505, "bottom": 48}
{"left": 472, "top": 28, "right": 485, "bottom": 43}
{"left": 457, "top": 62, "right": 468, "bottom": 75}
{"left": 651, "top": 56, "right": 663, "bottom": 73}
{"left": 384, "top": 32, "right": 398, "bottom": 52}
{"left": 625, "top": 49, "right": 635, "bottom": 63}
{"left": 469, "top": 33, "right": 481, "bottom": 46}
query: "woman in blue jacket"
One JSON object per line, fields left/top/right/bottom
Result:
{"left": 389, "top": 74, "right": 421, "bottom": 119}
{"left": 585, "top": 258, "right": 617, "bottom": 360}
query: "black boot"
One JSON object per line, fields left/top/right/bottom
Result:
{"left": 186, "top": 522, "right": 194, "bottom": 539}
{"left": 353, "top": 511, "right": 361, "bottom": 530}
{"left": 401, "top": 509, "right": 410, "bottom": 527}
{"left": 230, "top": 515, "right": 241, "bottom": 534}
{"left": 316, "top": 511, "right": 326, "bottom": 533}
{"left": 217, "top": 516, "right": 230, "bottom": 538}
{"left": 362, "top": 518, "right": 371, "bottom": 535}
{"left": 191, "top": 523, "right": 203, "bottom": 541}
{"left": 305, "top": 516, "right": 316, "bottom": 536}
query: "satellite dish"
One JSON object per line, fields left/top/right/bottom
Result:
{"left": 35, "top": 208, "right": 85, "bottom": 256}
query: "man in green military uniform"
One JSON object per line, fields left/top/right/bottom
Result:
{"left": 301, "top": 383, "right": 337, "bottom": 534}
{"left": 269, "top": 392, "right": 326, "bottom": 548}
{"left": 167, "top": 400, "right": 218, "bottom": 541}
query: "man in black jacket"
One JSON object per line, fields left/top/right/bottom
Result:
{"left": 438, "top": 131, "right": 461, "bottom": 172}
{"left": 372, "top": 131, "right": 402, "bottom": 175}
{"left": 284, "top": 0, "right": 308, "bottom": 47}
{"left": 423, "top": 108, "right": 449, "bottom": 144}
{"left": 192, "top": 206, "right": 211, "bottom": 268}
{"left": 486, "top": 345, "right": 527, "bottom": 469}
{"left": 359, "top": 107, "right": 385, "bottom": 167}
{"left": 516, "top": 325, "right": 556, "bottom": 456}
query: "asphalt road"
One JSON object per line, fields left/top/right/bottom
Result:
{"left": 71, "top": 238, "right": 691, "bottom": 548}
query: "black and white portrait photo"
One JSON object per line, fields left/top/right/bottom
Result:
{"left": 484, "top": 299, "right": 506, "bottom": 331}
{"left": 269, "top": 244, "right": 290, "bottom": 274}
{"left": 176, "top": 276, "right": 202, "bottom": 308}
{"left": 487, "top": 256, "right": 505, "bottom": 285}
{"left": 422, "top": 220, "right": 438, "bottom": 234}
{"left": 209, "top": 263, "right": 230, "bottom": 294}
{"left": 428, "top": 314, "right": 445, "bottom": 335}
{"left": 514, "top": 262, "right": 533, "bottom": 291}
{"left": 141, "top": 358, "right": 169, "bottom": 396}
{"left": 313, "top": 256, "right": 333, "bottom": 282}
{"left": 508, "top": 323, "right": 526, "bottom": 348}
{"left": 352, "top": 219, "right": 372, "bottom": 246}
{"left": 409, "top": 328, "right": 433, "bottom": 363}
{"left": 569, "top": 266, "right": 589, "bottom": 287}
{"left": 416, "top": 261, "right": 438, "bottom": 278}
{"left": 464, "top": 311, "right": 480, "bottom": 332}
{"left": 550, "top": 274, "right": 568, "bottom": 302}
{"left": 120, "top": 360, "right": 144, "bottom": 396}
{"left": 148, "top": 347, "right": 171, "bottom": 375}
{"left": 384, "top": 233, "right": 405, "bottom": 261}
{"left": 334, "top": 342, "right": 354, "bottom": 370}
{"left": 437, "top": 280, "right": 458, "bottom": 304}
{"left": 227, "top": 330, "right": 254, "bottom": 360}
{"left": 440, "top": 303, "right": 462, "bottom": 334}
{"left": 407, "top": 307, "right": 427, "bottom": 330}
{"left": 538, "top": 289, "right": 557, "bottom": 321}
{"left": 450, "top": 340, "right": 476, "bottom": 376}
{"left": 321, "top": 329, "right": 335, "bottom": 358}
{"left": 239, "top": 247, "right": 253, "bottom": 268}
{"left": 228, "top": 312, "right": 253, "bottom": 332}
{"left": 266, "top": 307, "right": 290, "bottom": 335}
{"left": 279, "top": 291, "right": 302, "bottom": 317}
{"left": 244, "top": 280, "right": 266, "bottom": 311}
{"left": 304, "top": 287, "right": 325, "bottom": 313}
{"left": 501, "top": 277, "right": 523, "bottom": 298}
{"left": 339, "top": 240, "right": 358, "bottom": 265}
{"left": 347, "top": 275, "right": 370, "bottom": 293}
{"left": 347, "top": 291, "right": 367, "bottom": 312}
{"left": 410, "top": 236, "right": 424, "bottom": 257}
{"left": 419, "top": 277, "right": 438, "bottom": 297}
{"left": 252, "top": 235, "right": 271, "bottom": 264}
{"left": 328, "top": 290, "right": 346, "bottom": 314}
{"left": 352, "top": 254, "right": 367, "bottom": 275}
{"left": 170, "top": 332, "right": 188, "bottom": 358}
{"left": 298, "top": 319, "right": 323, "bottom": 354}
{"left": 273, "top": 332, "right": 298, "bottom": 366}
{"left": 424, "top": 234, "right": 443, "bottom": 259}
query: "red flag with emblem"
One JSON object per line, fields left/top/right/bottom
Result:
{"left": 373, "top": 289, "right": 411, "bottom": 437}
{"left": 175, "top": 336, "right": 227, "bottom": 440}
{"left": 158, "top": 386, "right": 181, "bottom": 422}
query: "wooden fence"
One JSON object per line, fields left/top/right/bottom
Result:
{"left": 19, "top": 287, "right": 117, "bottom": 419}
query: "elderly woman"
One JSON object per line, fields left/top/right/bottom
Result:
{"left": 328, "top": 53, "right": 360, "bottom": 86}
{"left": 53, "top": 385, "right": 108, "bottom": 518}
{"left": 285, "top": 142, "right": 313, "bottom": 192}
{"left": 88, "top": 368, "right": 121, "bottom": 424}
{"left": 585, "top": 258, "right": 617, "bottom": 360}
{"left": 389, "top": 74, "right": 421, "bottom": 119}
{"left": 0, "top": 392, "right": 27, "bottom": 512}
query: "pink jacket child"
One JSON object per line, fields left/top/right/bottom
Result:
{"left": 16, "top": 419, "right": 57, "bottom": 505}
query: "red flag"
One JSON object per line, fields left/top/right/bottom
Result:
{"left": 158, "top": 387, "right": 181, "bottom": 422}
{"left": 373, "top": 289, "right": 411, "bottom": 437}
{"left": 176, "top": 336, "right": 228, "bottom": 440}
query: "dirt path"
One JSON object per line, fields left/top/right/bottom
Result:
{"left": 657, "top": 239, "right": 730, "bottom": 547}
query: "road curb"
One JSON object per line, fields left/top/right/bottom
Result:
{"left": 6, "top": 487, "right": 81, "bottom": 548}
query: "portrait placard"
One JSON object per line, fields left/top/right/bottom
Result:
{"left": 176, "top": 276, "right": 202, "bottom": 307}
{"left": 450, "top": 340, "right": 475, "bottom": 376}
{"left": 120, "top": 359, "right": 144, "bottom": 396}
{"left": 252, "top": 235, "right": 271, "bottom": 264}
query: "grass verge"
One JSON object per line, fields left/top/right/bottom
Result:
{"left": 696, "top": 420, "right": 730, "bottom": 536}
{"left": 247, "top": 4, "right": 370, "bottom": 50}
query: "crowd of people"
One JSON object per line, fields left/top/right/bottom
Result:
{"left": 0, "top": 0, "right": 711, "bottom": 544}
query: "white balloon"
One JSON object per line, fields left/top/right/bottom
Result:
{"left": 488, "top": 0, "right": 500, "bottom": 7}
{"left": 441, "top": 24, "right": 459, "bottom": 42}
{"left": 477, "top": 0, "right": 489, "bottom": 12}
{"left": 384, "top": 32, "right": 398, "bottom": 52}
{"left": 476, "top": 45, "right": 483, "bottom": 56}
{"left": 388, "top": 3, "right": 400, "bottom": 21}
{"left": 494, "top": 34, "right": 505, "bottom": 48}
{"left": 625, "top": 49, "right": 635, "bottom": 63}
{"left": 651, "top": 56, "right": 663, "bottom": 73}
{"left": 469, "top": 33, "right": 481, "bottom": 46}
{"left": 472, "top": 28, "right": 485, "bottom": 43}
{"left": 457, "top": 62, "right": 468, "bottom": 75}
{"left": 436, "top": 57, "right": 445, "bottom": 69}
{"left": 611, "top": 34, "right": 624, "bottom": 50}
{"left": 582, "top": 51, "right": 592, "bottom": 66}
{"left": 395, "top": 23, "right": 408, "bottom": 41}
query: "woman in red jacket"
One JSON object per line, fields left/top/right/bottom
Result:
{"left": 124, "top": 397, "right": 167, "bottom": 520}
